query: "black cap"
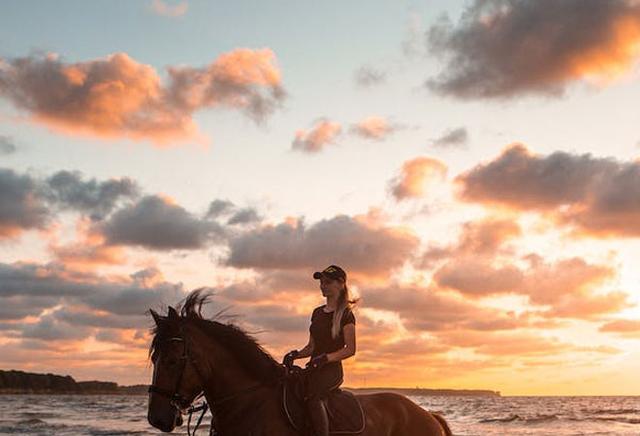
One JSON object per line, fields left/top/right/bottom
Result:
{"left": 313, "top": 265, "right": 347, "bottom": 281}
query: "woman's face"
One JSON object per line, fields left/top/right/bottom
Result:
{"left": 319, "top": 277, "right": 344, "bottom": 297}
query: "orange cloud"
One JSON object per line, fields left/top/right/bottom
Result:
{"left": 455, "top": 143, "right": 640, "bottom": 237}
{"left": 150, "top": 0, "right": 188, "bottom": 17}
{"left": 434, "top": 254, "right": 629, "bottom": 319}
{"left": 292, "top": 119, "right": 342, "bottom": 153}
{"left": 599, "top": 319, "right": 640, "bottom": 338}
{"left": 0, "top": 49, "right": 285, "bottom": 145}
{"left": 48, "top": 218, "right": 126, "bottom": 271}
{"left": 388, "top": 156, "right": 447, "bottom": 200}
{"left": 427, "top": 0, "right": 640, "bottom": 98}
{"left": 436, "top": 330, "right": 574, "bottom": 357}
{"left": 350, "top": 116, "right": 401, "bottom": 141}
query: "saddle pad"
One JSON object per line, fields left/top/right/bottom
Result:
{"left": 325, "top": 389, "right": 366, "bottom": 434}
{"left": 283, "top": 380, "right": 365, "bottom": 435}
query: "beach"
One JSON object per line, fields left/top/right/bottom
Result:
{"left": 1, "top": 394, "right": 638, "bottom": 435}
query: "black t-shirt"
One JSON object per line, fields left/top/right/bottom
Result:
{"left": 309, "top": 305, "right": 356, "bottom": 358}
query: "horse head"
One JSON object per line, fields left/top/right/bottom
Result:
{"left": 147, "top": 305, "right": 203, "bottom": 432}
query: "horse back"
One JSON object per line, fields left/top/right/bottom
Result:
{"left": 352, "top": 392, "right": 452, "bottom": 436}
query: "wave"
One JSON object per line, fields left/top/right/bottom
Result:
{"left": 586, "top": 408, "right": 640, "bottom": 415}
{"left": 16, "top": 418, "right": 48, "bottom": 426}
{"left": 19, "top": 411, "right": 57, "bottom": 419}
{"left": 588, "top": 417, "right": 640, "bottom": 425}
{"left": 480, "top": 414, "right": 559, "bottom": 423}
{"left": 88, "top": 431, "right": 148, "bottom": 435}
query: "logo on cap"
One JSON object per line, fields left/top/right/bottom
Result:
{"left": 313, "top": 265, "right": 347, "bottom": 280}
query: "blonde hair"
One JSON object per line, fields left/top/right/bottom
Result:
{"left": 331, "top": 280, "right": 359, "bottom": 339}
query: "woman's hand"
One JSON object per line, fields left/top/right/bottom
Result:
{"left": 305, "top": 353, "right": 329, "bottom": 370}
{"left": 282, "top": 349, "right": 299, "bottom": 367}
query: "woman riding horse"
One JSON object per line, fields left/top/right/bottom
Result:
{"left": 283, "top": 264, "right": 357, "bottom": 436}
{"left": 147, "top": 289, "right": 453, "bottom": 435}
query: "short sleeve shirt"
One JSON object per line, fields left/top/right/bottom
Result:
{"left": 309, "top": 305, "right": 356, "bottom": 358}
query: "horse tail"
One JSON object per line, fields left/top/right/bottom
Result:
{"left": 433, "top": 413, "right": 453, "bottom": 436}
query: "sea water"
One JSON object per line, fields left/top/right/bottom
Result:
{"left": 0, "top": 394, "right": 638, "bottom": 435}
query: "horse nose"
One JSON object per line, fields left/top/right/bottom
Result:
{"left": 148, "top": 411, "right": 175, "bottom": 433}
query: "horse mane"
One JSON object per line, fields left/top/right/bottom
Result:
{"left": 150, "top": 288, "right": 284, "bottom": 382}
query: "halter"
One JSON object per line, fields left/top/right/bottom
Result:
{"left": 148, "top": 331, "right": 283, "bottom": 435}
{"left": 148, "top": 336, "right": 195, "bottom": 408}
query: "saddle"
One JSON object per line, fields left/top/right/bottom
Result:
{"left": 281, "top": 366, "right": 365, "bottom": 435}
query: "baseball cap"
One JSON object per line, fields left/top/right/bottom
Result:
{"left": 313, "top": 265, "right": 347, "bottom": 281}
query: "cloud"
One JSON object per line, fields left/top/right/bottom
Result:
{"left": 150, "top": 0, "right": 188, "bottom": 17}
{"left": 418, "top": 216, "right": 521, "bottom": 268}
{"left": 0, "top": 49, "right": 285, "bottom": 144}
{"left": 436, "top": 330, "right": 573, "bottom": 357}
{"left": 354, "top": 65, "right": 387, "bottom": 87}
{"left": 599, "top": 319, "right": 640, "bottom": 338}
{"left": 431, "top": 127, "right": 468, "bottom": 148}
{"left": 457, "top": 217, "right": 521, "bottom": 254}
{"left": 205, "top": 199, "right": 262, "bottom": 226}
{"left": 0, "top": 167, "right": 142, "bottom": 239}
{"left": 434, "top": 258, "right": 523, "bottom": 296}
{"left": 101, "top": 195, "right": 225, "bottom": 250}
{"left": 49, "top": 218, "right": 126, "bottom": 270}
{"left": 205, "top": 199, "right": 235, "bottom": 219}
{"left": 226, "top": 215, "right": 419, "bottom": 276}
{"left": 456, "top": 143, "right": 640, "bottom": 237}
{"left": 361, "top": 284, "right": 529, "bottom": 332}
{"left": 0, "top": 168, "right": 49, "bottom": 237}
{"left": 388, "top": 156, "right": 447, "bottom": 200}
{"left": 21, "top": 314, "right": 92, "bottom": 341}
{"left": 0, "top": 263, "right": 184, "bottom": 328}
{"left": 44, "top": 170, "right": 139, "bottom": 220}
{"left": 227, "top": 208, "right": 261, "bottom": 225}
{"left": 426, "top": 0, "right": 640, "bottom": 99}
{"left": 165, "top": 48, "right": 285, "bottom": 123}
{"left": 433, "top": 254, "right": 629, "bottom": 318}
{"left": 0, "top": 136, "right": 17, "bottom": 155}
{"left": 292, "top": 119, "right": 342, "bottom": 153}
{"left": 0, "top": 295, "right": 59, "bottom": 321}
{"left": 350, "top": 116, "right": 402, "bottom": 141}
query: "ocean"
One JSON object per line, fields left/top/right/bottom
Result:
{"left": 0, "top": 394, "right": 638, "bottom": 435}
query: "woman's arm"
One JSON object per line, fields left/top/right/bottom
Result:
{"left": 293, "top": 333, "right": 315, "bottom": 359}
{"left": 327, "top": 323, "right": 356, "bottom": 363}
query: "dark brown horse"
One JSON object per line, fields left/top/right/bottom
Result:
{"left": 147, "top": 290, "right": 452, "bottom": 435}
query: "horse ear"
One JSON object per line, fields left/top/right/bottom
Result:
{"left": 168, "top": 306, "right": 178, "bottom": 320}
{"left": 149, "top": 309, "right": 162, "bottom": 325}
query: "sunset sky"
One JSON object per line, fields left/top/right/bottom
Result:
{"left": 2, "top": 0, "right": 640, "bottom": 396}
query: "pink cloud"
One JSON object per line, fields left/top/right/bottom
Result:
{"left": 0, "top": 49, "right": 285, "bottom": 145}
{"left": 388, "top": 156, "right": 448, "bottom": 200}
{"left": 292, "top": 119, "right": 342, "bottom": 153}
{"left": 427, "top": 0, "right": 640, "bottom": 98}
{"left": 350, "top": 116, "right": 401, "bottom": 141}
{"left": 455, "top": 143, "right": 640, "bottom": 237}
{"left": 150, "top": 0, "right": 188, "bottom": 17}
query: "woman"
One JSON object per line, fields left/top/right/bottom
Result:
{"left": 283, "top": 264, "right": 357, "bottom": 436}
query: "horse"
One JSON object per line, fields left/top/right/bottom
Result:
{"left": 147, "top": 290, "right": 453, "bottom": 436}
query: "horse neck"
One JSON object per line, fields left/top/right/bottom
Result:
{"left": 185, "top": 323, "right": 284, "bottom": 432}
{"left": 185, "top": 322, "right": 260, "bottom": 397}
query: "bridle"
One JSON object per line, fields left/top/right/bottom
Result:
{"left": 148, "top": 329, "right": 286, "bottom": 435}
{"left": 148, "top": 335, "right": 198, "bottom": 409}
{"left": 149, "top": 333, "right": 214, "bottom": 435}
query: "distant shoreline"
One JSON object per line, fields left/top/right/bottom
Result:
{"left": 0, "top": 369, "right": 500, "bottom": 397}
{"left": 344, "top": 387, "right": 501, "bottom": 397}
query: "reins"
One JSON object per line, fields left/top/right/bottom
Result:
{"left": 149, "top": 332, "right": 288, "bottom": 436}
